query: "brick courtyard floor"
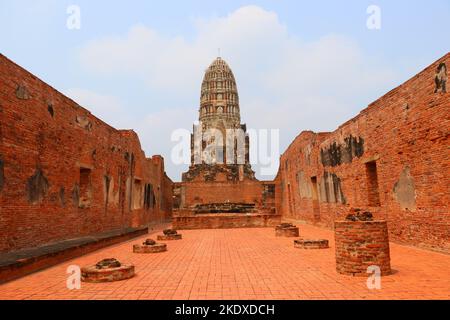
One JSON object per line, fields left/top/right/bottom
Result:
{"left": 0, "top": 223, "right": 449, "bottom": 300}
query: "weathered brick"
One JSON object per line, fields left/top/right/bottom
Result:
{"left": 335, "top": 220, "right": 391, "bottom": 277}
{"left": 276, "top": 53, "right": 449, "bottom": 254}
{"left": 0, "top": 54, "right": 173, "bottom": 253}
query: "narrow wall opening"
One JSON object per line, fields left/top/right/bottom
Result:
{"left": 144, "top": 183, "right": 155, "bottom": 210}
{"left": 287, "top": 183, "right": 293, "bottom": 215}
{"left": 79, "top": 168, "right": 92, "bottom": 208}
{"left": 0, "top": 157, "right": 4, "bottom": 193}
{"left": 103, "top": 175, "right": 111, "bottom": 209}
{"left": 365, "top": 161, "right": 381, "bottom": 207}
{"left": 133, "top": 179, "right": 143, "bottom": 210}
{"left": 311, "top": 176, "right": 320, "bottom": 221}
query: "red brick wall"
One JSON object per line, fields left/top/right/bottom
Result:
{"left": 175, "top": 180, "right": 276, "bottom": 214}
{"left": 277, "top": 53, "right": 450, "bottom": 254}
{"left": 0, "top": 54, "right": 173, "bottom": 253}
{"left": 173, "top": 213, "right": 281, "bottom": 230}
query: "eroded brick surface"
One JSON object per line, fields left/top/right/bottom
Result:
{"left": 335, "top": 220, "right": 391, "bottom": 276}
{"left": 276, "top": 53, "right": 450, "bottom": 253}
{"left": 0, "top": 54, "right": 173, "bottom": 253}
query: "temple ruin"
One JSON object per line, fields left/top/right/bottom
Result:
{"left": 173, "top": 57, "right": 280, "bottom": 230}
{"left": 0, "top": 52, "right": 448, "bottom": 284}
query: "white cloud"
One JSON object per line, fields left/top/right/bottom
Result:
{"left": 76, "top": 5, "right": 399, "bottom": 181}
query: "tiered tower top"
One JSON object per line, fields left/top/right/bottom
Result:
{"left": 199, "top": 57, "right": 240, "bottom": 126}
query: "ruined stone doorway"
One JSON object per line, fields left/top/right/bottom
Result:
{"left": 311, "top": 177, "right": 320, "bottom": 221}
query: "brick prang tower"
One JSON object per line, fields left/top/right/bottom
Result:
{"left": 182, "top": 57, "right": 255, "bottom": 182}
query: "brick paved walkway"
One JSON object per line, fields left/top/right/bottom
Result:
{"left": 0, "top": 224, "right": 449, "bottom": 300}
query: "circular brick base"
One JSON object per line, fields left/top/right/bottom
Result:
{"left": 294, "top": 239, "right": 329, "bottom": 249}
{"left": 81, "top": 264, "right": 135, "bottom": 283}
{"left": 133, "top": 243, "right": 167, "bottom": 253}
{"left": 335, "top": 220, "right": 392, "bottom": 277}
{"left": 157, "top": 234, "right": 182, "bottom": 241}
{"left": 275, "top": 227, "right": 299, "bottom": 237}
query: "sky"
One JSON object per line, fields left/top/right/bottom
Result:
{"left": 1, "top": 0, "right": 449, "bottom": 181}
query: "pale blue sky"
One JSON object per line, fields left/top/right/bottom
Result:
{"left": 1, "top": 1, "right": 449, "bottom": 180}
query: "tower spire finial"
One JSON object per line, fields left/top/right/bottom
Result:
{"left": 218, "top": 48, "right": 221, "bottom": 58}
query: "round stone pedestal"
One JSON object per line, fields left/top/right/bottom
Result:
{"left": 133, "top": 243, "right": 167, "bottom": 253}
{"left": 294, "top": 239, "right": 329, "bottom": 249}
{"left": 275, "top": 223, "right": 299, "bottom": 237}
{"left": 81, "top": 259, "right": 135, "bottom": 283}
{"left": 335, "top": 220, "right": 391, "bottom": 277}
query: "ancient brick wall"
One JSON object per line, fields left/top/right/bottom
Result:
{"left": 277, "top": 53, "right": 450, "bottom": 253}
{"left": 173, "top": 213, "right": 281, "bottom": 230}
{"left": 0, "top": 54, "right": 173, "bottom": 253}
{"left": 172, "top": 177, "right": 279, "bottom": 229}
{"left": 174, "top": 180, "right": 276, "bottom": 213}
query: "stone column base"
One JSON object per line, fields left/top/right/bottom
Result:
{"left": 335, "top": 220, "right": 391, "bottom": 277}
